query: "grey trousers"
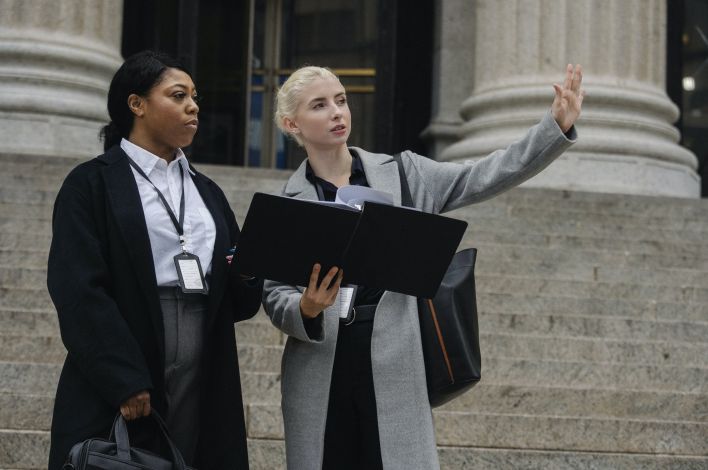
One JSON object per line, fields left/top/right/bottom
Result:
{"left": 158, "top": 286, "right": 208, "bottom": 466}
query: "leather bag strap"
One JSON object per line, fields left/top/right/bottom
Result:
{"left": 109, "top": 411, "right": 188, "bottom": 469}
{"left": 392, "top": 153, "right": 414, "bottom": 208}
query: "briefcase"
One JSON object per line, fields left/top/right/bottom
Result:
{"left": 63, "top": 411, "right": 195, "bottom": 470}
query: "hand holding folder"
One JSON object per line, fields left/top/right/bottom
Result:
{"left": 235, "top": 191, "right": 468, "bottom": 298}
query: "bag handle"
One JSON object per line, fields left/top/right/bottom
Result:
{"left": 109, "top": 410, "right": 188, "bottom": 470}
{"left": 392, "top": 153, "right": 414, "bottom": 208}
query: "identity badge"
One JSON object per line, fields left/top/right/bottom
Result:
{"left": 174, "top": 252, "right": 208, "bottom": 294}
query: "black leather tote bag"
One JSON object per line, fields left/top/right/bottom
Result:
{"left": 63, "top": 411, "right": 195, "bottom": 470}
{"left": 394, "top": 154, "right": 482, "bottom": 408}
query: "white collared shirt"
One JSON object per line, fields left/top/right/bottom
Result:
{"left": 121, "top": 139, "right": 216, "bottom": 286}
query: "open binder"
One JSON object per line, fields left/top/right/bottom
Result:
{"left": 235, "top": 192, "right": 468, "bottom": 298}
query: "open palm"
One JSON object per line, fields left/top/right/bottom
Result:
{"left": 552, "top": 64, "right": 585, "bottom": 133}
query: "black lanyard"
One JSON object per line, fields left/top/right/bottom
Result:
{"left": 127, "top": 157, "right": 187, "bottom": 251}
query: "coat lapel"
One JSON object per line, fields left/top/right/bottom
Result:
{"left": 283, "top": 160, "right": 318, "bottom": 201}
{"left": 98, "top": 147, "right": 165, "bottom": 355}
{"left": 351, "top": 147, "right": 402, "bottom": 206}
{"left": 284, "top": 147, "right": 401, "bottom": 204}
{"left": 189, "top": 171, "right": 230, "bottom": 329}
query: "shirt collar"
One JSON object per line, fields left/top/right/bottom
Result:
{"left": 120, "top": 138, "right": 195, "bottom": 176}
{"left": 305, "top": 150, "right": 365, "bottom": 183}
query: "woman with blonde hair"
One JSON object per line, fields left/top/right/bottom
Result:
{"left": 263, "top": 64, "right": 584, "bottom": 469}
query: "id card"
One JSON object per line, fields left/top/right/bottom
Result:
{"left": 173, "top": 252, "right": 208, "bottom": 294}
{"left": 338, "top": 286, "right": 357, "bottom": 320}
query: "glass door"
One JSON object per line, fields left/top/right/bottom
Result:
{"left": 247, "top": 0, "right": 378, "bottom": 169}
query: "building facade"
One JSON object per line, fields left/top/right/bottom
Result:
{"left": 0, "top": 0, "right": 705, "bottom": 197}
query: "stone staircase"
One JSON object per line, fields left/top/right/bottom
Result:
{"left": 1, "top": 153, "right": 707, "bottom": 469}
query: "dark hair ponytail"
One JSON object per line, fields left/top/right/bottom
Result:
{"left": 100, "top": 121, "right": 123, "bottom": 150}
{"left": 101, "top": 50, "right": 192, "bottom": 151}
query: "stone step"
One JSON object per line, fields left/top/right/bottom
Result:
{"left": 7, "top": 382, "right": 703, "bottom": 434}
{"left": 0, "top": 203, "right": 53, "bottom": 219}
{"left": 433, "top": 411, "right": 708, "bottom": 455}
{"left": 7, "top": 358, "right": 705, "bottom": 403}
{"left": 476, "top": 243, "right": 708, "bottom": 271}
{"left": 478, "top": 312, "right": 708, "bottom": 343}
{"left": 3, "top": 318, "right": 706, "bottom": 370}
{"left": 5, "top": 203, "right": 708, "bottom": 247}
{"left": 4, "top": 258, "right": 708, "bottom": 292}
{"left": 0, "top": 250, "right": 48, "bottom": 269}
{"left": 478, "top": 260, "right": 708, "bottom": 287}
{"left": 234, "top": 360, "right": 705, "bottom": 399}
{"left": 235, "top": 327, "right": 708, "bottom": 373}
{"left": 0, "top": 309, "right": 58, "bottom": 336}
{"left": 3, "top": 273, "right": 708, "bottom": 314}
{"left": 477, "top": 274, "right": 708, "bottom": 304}
{"left": 478, "top": 292, "right": 708, "bottom": 322}
{"left": 0, "top": 429, "right": 49, "bottom": 470}
{"left": 0, "top": 392, "right": 54, "bottom": 431}
{"left": 440, "top": 384, "right": 708, "bottom": 422}
{"left": 3, "top": 432, "right": 706, "bottom": 470}
{"left": 460, "top": 204, "right": 708, "bottom": 231}
{"left": 452, "top": 213, "right": 708, "bottom": 244}
{"left": 458, "top": 187, "right": 708, "bottom": 219}
{"left": 245, "top": 402, "right": 708, "bottom": 455}
{"left": 4, "top": 237, "right": 708, "bottom": 273}
{"left": 0, "top": 336, "right": 66, "bottom": 363}
{"left": 436, "top": 446, "right": 708, "bottom": 470}
{"left": 245, "top": 438, "right": 708, "bottom": 470}
{"left": 480, "top": 332, "right": 708, "bottom": 367}
{"left": 4, "top": 224, "right": 708, "bottom": 261}
{"left": 465, "top": 230, "right": 708, "bottom": 257}
{"left": 4, "top": 190, "right": 708, "bottom": 245}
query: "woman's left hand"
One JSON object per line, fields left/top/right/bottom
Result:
{"left": 552, "top": 64, "right": 585, "bottom": 134}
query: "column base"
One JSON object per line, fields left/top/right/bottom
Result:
{"left": 0, "top": 112, "right": 104, "bottom": 160}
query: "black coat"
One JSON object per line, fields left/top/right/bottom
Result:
{"left": 46, "top": 145, "right": 262, "bottom": 469}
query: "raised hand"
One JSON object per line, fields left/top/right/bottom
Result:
{"left": 552, "top": 64, "right": 585, "bottom": 133}
{"left": 299, "top": 263, "right": 344, "bottom": 318}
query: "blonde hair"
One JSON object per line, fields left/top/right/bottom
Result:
{"left": 274, "top": 66, "right": 340, "bottom": 146}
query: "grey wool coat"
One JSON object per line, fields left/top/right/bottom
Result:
{"left": 262, "top": 112, "right": 576, "bottom": 470}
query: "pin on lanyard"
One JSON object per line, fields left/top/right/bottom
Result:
{"left": 127, "top": 158, "right": 186, "bottom": 250}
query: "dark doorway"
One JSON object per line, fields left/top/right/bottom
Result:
{"left": 122, "top": 0, "right": 251, "bottom": 166}
{"left": 122, "top": 0, "right": 433, "bottom": 168}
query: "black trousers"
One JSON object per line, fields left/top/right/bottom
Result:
{"left": 322, "top": 319, "right": 384, "bottom": 470}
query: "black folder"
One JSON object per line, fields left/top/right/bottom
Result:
{"left": 235, "top": 192, "right": 468, "bottom": 298}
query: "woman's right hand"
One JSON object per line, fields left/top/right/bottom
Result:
{"left": 120, "top": 390, "right": 151, "bottom": 421}
{"left": 299, "top": 263, "right": 344, "bottom": 319}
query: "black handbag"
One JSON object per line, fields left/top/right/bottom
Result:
{"left": 393, "top": 153, "right": 482, "bottom": 408}
{"left": 63, "top": 411, "right": 195, "bottom": 470}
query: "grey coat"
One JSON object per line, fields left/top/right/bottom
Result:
{"left": 262, "top": 112, "right": 576, "bottom": 470}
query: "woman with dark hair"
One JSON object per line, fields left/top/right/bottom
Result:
{"left": 47, "top": 50, "right": 262, "bottom": 469}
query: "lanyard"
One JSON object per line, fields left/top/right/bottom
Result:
{"left": 127, "top": 157, "right": 187, "bottom": 252}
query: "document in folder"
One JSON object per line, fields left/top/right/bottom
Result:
{"left": 236, "top": 192, "right": 468, "bottom": 298}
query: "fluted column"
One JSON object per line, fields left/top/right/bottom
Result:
{"left": 421, "top": 0, "right": 476, "bottom": 157}
{"left": 441, "top": 0, "right": 700, "bottom": 198}
{"left": 0, "top": 0, "right": 123, "bottom": 159}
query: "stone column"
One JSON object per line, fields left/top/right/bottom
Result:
{"left": 0, "top": 0, "right": 123, "bottom": 159}
{"left": 421, "top": 0, "right": 475, "bottom": 158}
{"left": 441, "top": 0, "right": 700, "bottom": 198}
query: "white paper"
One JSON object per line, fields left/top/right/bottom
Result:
{"left": 177, "top": 258, "right": 205, "bottom": 290}
{"left": 335, "top": 185, "right": 394, "bottom": 210}
{"left": 338, "top": 286, "right": 355, "bottom": 318}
